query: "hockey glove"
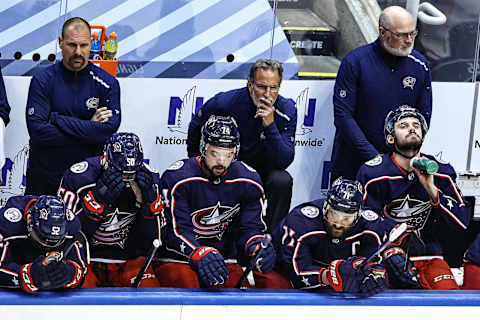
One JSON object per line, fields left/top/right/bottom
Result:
{"left": 327, "top": 256, "right": 365, "bottom": 293}
{"left": 383, "top": 246, "right": 418, "bottom": 288}
{"left": 189, "top": 246, "right": 228, "bottom": 287}
{"left": 83, "top": 168, "right": 124, "bottom": 220}
{"left": 136, "top": 168, "right": 163, "bottom": 216}
{"left": 246, "top": 238, "right": 276, "bottom": 274}
{"left": 20, "top": 252, "right": 81, "bottom": 293}
{"left": 360, "top": 263, "right": 388, "bottom": 296}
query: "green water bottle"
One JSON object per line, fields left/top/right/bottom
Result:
{"left": 103, "top": 32, "right": 118, "bottom": 60}
{"left": 410, "top": 157, "right": 439, "bottom": 175}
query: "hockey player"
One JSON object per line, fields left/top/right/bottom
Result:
{"left": 357, "top": 105, "right": 470, "bottom": 289}
{"left": 157, "top": 115, "right": 275, "bottom": 288}
{"left": 58, "top": 132, "right": 163, "bottom": 287}
{"left": 0, "top": 195, "right": 87, "bottom": 293}
{"left": 274, "top": 178, "right": 388, "bottom": 295}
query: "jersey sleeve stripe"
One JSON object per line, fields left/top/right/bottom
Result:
{"left": 292, "top": 231, "right": 327, "bottom": 275}
{"left": 433, "top": 173, "right": 465, "bottom": 205}
{"left": 344, "top": 230, "right": 382, "bottom": 246}
{"left": 439, "top": 203, "right": 467, "bottom": 230}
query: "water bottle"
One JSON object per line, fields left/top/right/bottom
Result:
{"left": 410, "top": 157, "right": 439, "bottom": 175}
{"left": 103, "top": 32, "right": 118, "bottom": 60}
{"left": 90, "top": 31, "right": 101, "bottom": 60}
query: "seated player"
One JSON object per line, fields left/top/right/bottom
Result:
{"left": 274, "top": 178, "right": 388, "bottom": 295}
{"left": 357, "top": 105, "right": 470, "bottom": 289}
{"left": 0, "top": 195, "right": 87, "bottom": 293}
{"left": 461, "top": 233, "right": 480, "bottom": 289}
{"left": 156, "top": 115, "right": 275, "bottom": 288}
{"left": 58, "top": 132, "right": 163, "bottom": 287}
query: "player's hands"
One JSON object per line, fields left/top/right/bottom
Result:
{"left": 93, "top": 167, "right": 125, "bottom": 205}
{"left": 246, "top": 238, "right": 276, "bottom": 273}
{"left": 91, "top": 107, "right": 112, "bottom": 123}
{"left": 254, "top": 96, "right": 275, "bottom": 127}
{"left": 360, "top": 263, "right": 388, "bottom": 296}
{"left": 136, "top": 167, "right": 163, "bottom": 216}
{"left": 383, "top": 246, "right": 418, "bottom": 287}
{"left": 20, "top": 252, "right": 82, "bottom": 293}
{"left": 189, "top": 246, "right": 228, "bottom": 287}
{"left": 327, "top": 256, "right": 364, "bottom": 293}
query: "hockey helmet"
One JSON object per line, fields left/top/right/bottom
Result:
{"left": 384, "top": 105, "right": 428, "bottom": 147}
{"left": 104, "top": 132, "right": 144, "bottom": 179}
{"left": 200, "top": 115, "right": 240, "bottom": 159}
{"left": 27, "top": 196, "right": 68, "bottom": 249}
{"left": 324, "top": 177, "right": 363, "bottom": 222}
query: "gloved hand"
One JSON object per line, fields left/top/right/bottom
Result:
{"left": 93, "top": 168, "right": 125, "bottom": 205}
{"left": 327, "top": 256, "right": 365, "bottom": 293}
{"left": 82, "top": 168, "right": 124, "bottom": 220}
{"left": 246, "top": 238, "right": 276, "bottom": 273}
{"left": 136, "top": 167, "right": 163, "bottom": 215}
{"left": 360, "top": 263, "right": 388, "bottom": 296}
{"left": 20, "top": 252, "right": 81, "bottom": 293}
{"left": 189, "top": 246, "right": 228, "bottom": 287}
{"left": 383, "top": 246, "right": 418, "bottom": 287}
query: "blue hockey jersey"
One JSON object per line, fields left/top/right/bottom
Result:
{"left": 187, "top": 87, "right": 297, "bottom": 173}
{"left": 273, "top": 198, "right": 387, "bottom": 289}
{"left": 58, "top": 157, "right": 161, "bottom": 261}
{"left": 160, "top": 157, "right": 267, "bottom": 262}
{"left": 26, "top": 62, "right": 121, "bottom": 185}
{"left": 0, "top": 195, "right": 87, "bottom": 289}
{"left": 332, "top": 39, "right": 432, "bottom": 179}
{"left": 357, "top": 153, "right": 469, "bottom": 258}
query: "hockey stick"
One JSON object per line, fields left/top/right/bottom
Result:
{"left": 235, "top": 234, "right": 272, "bottom": 289}
{"left": 363, "top": 223, "right": 408, "bottom": 265}
{"left": 133, "top": 238, "right": 161, "bottom": 288}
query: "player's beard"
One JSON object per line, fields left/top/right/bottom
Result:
{"left": 201, "top": 158, "right": 226, "bottom": 180}
{"left": 382, "top": 37, "right": 413, "bottom": 57}
{"left": 325, "top": 221, "right": 351, "bottom": 239}
{"left": 68, "top": 54, "right": 86, "bottom": 71}
{"left": 394, "top": 132, "right": 422, "bottom": 158}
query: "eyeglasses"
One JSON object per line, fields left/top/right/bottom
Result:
{"left": 253, "top": 82, "right": 280, "bottom": 93}
{"left": 381, "top": 26, "right": 418, "bottom": 39}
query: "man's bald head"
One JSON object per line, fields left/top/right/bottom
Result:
{"left": 61, "top": 17, "right": 91, "bottom": 38}
{"left": 379, "top": 6, "right": 414, "bottom": 30}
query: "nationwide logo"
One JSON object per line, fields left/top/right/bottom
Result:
{"left": 294, "top": 88, "right": 316, "bottom": 136}
{"left": 0, "top": 145, "right": 28, "bottom": 208}
{"left": 167, "top": 86, "right": 203, "bottom": 134}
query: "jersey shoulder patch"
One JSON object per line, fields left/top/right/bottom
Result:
{"left": 360, "top": 209, "right": 379, "bottom": 221}
{"left": 3, "top": 208, "right": 22, "bottom": 223}
{"left": 300, "top": 205, "right": 320, "bottom": 219}
{"left": 70, "top": 161, "right": 89, "bottom": 174}
{"left": 167, "top": 160, "right": 184, "bottom": 171}
{"left": 365, "top": 156, "right": 383, "bottom": 166}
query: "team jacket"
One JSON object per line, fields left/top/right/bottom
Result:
{"left": 0, "top": 195, "right": 87, "bottom": 289}
{"left": 357, "top": 153, "right": 469, "bottom": 258}
{"left": 161, "top": 157, "right": 267, "bottom": 262}
{"left": 26, "top": 61, "right": 121, "bottom": 185}
{"left": 58, "top": 157, "right": 161, "bottom": 261}
{"left": 332, "top": 39, "right": 432, "bottom": 179}
{"left": 0, "top": 67, "right": 10, "bottom": 126}
{"left": 273, "top": 198, "right": 387, "bottom": 289}
{"left": 187, "top": 87, "right": 297, "bottom": 173}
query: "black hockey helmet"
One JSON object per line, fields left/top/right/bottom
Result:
{"left": 384, "top": 105, "right": 428, "bottom": 147}
{"left": 104, "top": 132, "right": 144, "bottom": 180}
{"left": 323, "top": 177, "right": 363, "bottom": 226}
{"left": 200, "top": 115, "right": 240, "bottom": 159}
{"left": 27, "top": 196, "right": 68, "bottom": 250}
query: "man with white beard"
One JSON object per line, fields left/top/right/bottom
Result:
{"left": 330, "top": 6, "right": 432, "bottom": 182}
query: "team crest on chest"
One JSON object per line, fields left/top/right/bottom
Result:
{"left": 86, "top": 97, "right": 99, "bottom": 110}
{"left": 191, "top": 202, "right": 240, "bottom": 239}
{"left": 383, "top": 195, "right": 431, "bottom": 230}
{"left": 402, "top": 76, "right": 416, "bottom": 90}
{"left": 92, "top": 208, "right": 136, "bottom": 249}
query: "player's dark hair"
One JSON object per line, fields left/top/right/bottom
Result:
{"left": 248, "top": 59, "right": 283, "bottom": 84}
{"left": 61, "top": 17, "right": 91, "bottom": 38}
